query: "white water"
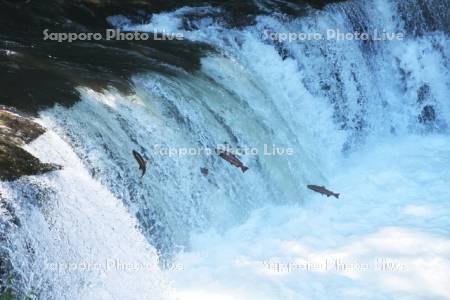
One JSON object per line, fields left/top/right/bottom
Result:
{"left": 169, "top": 135, "right": 450, "bottom": 300}
{"left": 1, "top": 0, "right": 449, "bottom": 299}
{"left": 0, "top": 130, "right": 171, "bottom": 299}
{"left": 119, "top": 0, "right": 450, "bottom": 299}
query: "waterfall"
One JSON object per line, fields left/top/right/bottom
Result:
{"left": 1, "top": 0, "right": 449, "bottom": 299}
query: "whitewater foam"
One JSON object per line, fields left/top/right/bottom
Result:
{"left": 1, "top": 129, "right": 171, "bottom": 299}
{"left": 2, "top": 0, "right": 448, "bottom": 298}
{"left": 168, "top": 135, "right": 450, "bottom": 300}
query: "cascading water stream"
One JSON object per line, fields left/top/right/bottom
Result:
{"left": 0, "top": 131, "right": 170, "bottom": 299}
{"left": 1, "top": 0, "right": 449, "bottom": 299}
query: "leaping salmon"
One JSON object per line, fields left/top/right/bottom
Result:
{"left": 132, "top": 150, "right": 146, "bottom": 177}
{"left": 216, "top": 148, "right": 249, "bottom": 173}
{"left": 307, "top": 185, "right": 339, "bottom": 199}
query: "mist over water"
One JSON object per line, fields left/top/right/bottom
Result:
{"left": 1, "top": 0, "right": 449, "bottom": 299}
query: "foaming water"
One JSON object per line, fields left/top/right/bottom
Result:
{"left": 168, "top": 135, "right": 450, "bottom": 300}
{"left": 0, "top": 130, "right": 170, "bottom": 299}
{"left": 109, "top": 0, "right": 450, "bottom": 299}
{"left": 1, "top": 0, "right": 449, "bottom": 298}
{"left": 117, "top": 0, "right": 450, "bottom": 141}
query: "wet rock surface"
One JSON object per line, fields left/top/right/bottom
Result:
{"left": 0, "top": 106, "right": 61, "bottom": 181}
{"left": 0, "top": 0, "right": 347, "bottom": 114}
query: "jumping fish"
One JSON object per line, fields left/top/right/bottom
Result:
{"left": 132, "top": 150, "right": 146, "bottom": 177}
{"left": 307, "top": 185, "right": 339, "bottom": 199}
{"left": 216, "top": 149, "right": 249, "bottom": 173}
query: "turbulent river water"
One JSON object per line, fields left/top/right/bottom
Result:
{"left": 1, "top": 0, "right": 449, "bottom": 299}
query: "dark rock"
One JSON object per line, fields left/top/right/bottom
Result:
{"left": 303, "top": 0, "right": 348, "bottom": 9}
{"left": 0, "top": 141, "right": 61, "bottom": 181}
{"left": 0, "top": 107, "right": 62, "bottom": 181}
{"left": 0, "top": 107, "right": 45, "bottom": 145}
{"left": 0, "top": 0, "right": 213, "bottom": 114}
{"left": 0, "top": 0, "right": 348, "bottom": 114}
